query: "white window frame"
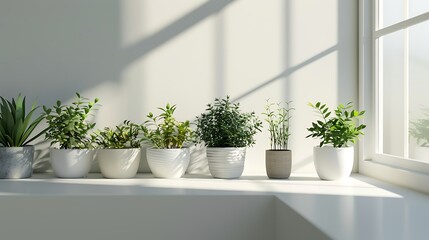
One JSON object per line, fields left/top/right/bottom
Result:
{"left": 359, "top": 0, "right": 429, "bottom": 194}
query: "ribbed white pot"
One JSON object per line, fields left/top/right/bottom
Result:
{"left": 206, "top": 147, "right": 246, "bottom": 179}
{"left": 97, "top": 148, "right": 141, "bottom": 179}
{"left": 50, "top": 149, "right": 94, "bottom": 178}
{"left": 146, "top": 148, "right": 190, "bottom": 178}
{"left": 313, "top": 146, "right": 354, "bottom": 180}
{"left": 414, "top": 146, "right": 429, "bottom": 162}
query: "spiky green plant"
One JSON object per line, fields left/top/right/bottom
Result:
{"left": 0, "top": 95, "right": 46, "bottom": 147}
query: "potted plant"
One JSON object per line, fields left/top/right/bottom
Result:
{"left": 195, "top": 96, "right": 262, "bottom": 179}
{"left": 263, "top": 100, "right": 293, "bottom": 179}
{"left": 0, "top": 95, "right": 46, "bottom": 178}
{"left": 92, "top": 120, "right": 142, "bottom": 178}
{"left": 306, "top": 102, "right": 366, "bottom": 180}
{"left": 43, "top": 93, "right": 99, "bottom": 178}
{"left": 410, "top": 109, "right": 429, "bottom": 161}
{"left": 142, "top": 104, "right": 193, "bottom": 178}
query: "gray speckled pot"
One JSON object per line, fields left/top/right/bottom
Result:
{"left": 266, "top": 150, "right": 292, "bottom": 179}
{"left": 0, "top": 146, "right": 34, "bottom": 178}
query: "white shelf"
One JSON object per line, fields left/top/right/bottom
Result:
{"left": 0, "top": 173, "right": 427, "bottom": 239}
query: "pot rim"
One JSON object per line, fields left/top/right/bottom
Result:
{"left": 97, "top": 147, "right": 141, "bottom": 150}
{"left": 50, "top": 148, "right": 95, "bottom": 151}
{"left": 0, "top": 145, "right": 35, "bottom": 149}
{"left": 266, "top": 149, "right": 291, "bottom": 152}
{"left": 207, "top": 147, "right": 246, "bottom": 150}
{"left": 147, "top": 147, "right": 189, "bottom": 150}
{"left": 313, "top": 145, "right": 354, "bottom": 149}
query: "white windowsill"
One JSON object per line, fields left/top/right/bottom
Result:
{"left": 0, "top": 173, "right": 428, "bottom": 239}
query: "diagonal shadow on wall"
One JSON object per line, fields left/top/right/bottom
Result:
{"left": 119, "top": 0, "right": 234, "bottom": 69}
{"left": 231, "top": 45, "right": 338, "bottom": 103}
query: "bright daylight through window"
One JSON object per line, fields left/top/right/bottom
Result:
{"left": 375, "top": 0, "right": 429, "bottom": 162}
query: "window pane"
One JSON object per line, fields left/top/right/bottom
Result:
{"left": 409, "top": 21, "right": 429, "bottom": 162}
{"left": 381, "top": 0, "right": 403, "bottom": 28}
{"left": 380, "top": 30, "right": 405, "bottom": 157}
{"left": 409, "top": 0, "right": 429, "bottom": 19}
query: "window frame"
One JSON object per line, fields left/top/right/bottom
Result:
{"left": 359, "top": 0, "right": 429, "bottom": 194}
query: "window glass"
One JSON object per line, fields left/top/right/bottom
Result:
{"left": 409, "top": 0, "right": 429, "bottom": 19}
{"left": 409, "top": 20, "right": 429, "bottom": 162}
{"left": 380, "top": 30, "right": 405, "bottom": 157}
{"left": 381, "top": 0, "right": 403, "bottom": 28}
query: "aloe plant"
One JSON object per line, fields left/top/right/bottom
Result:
{"left": 0, "top": 95, "right": 46, "bottom": 147}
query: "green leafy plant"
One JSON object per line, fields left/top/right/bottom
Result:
{"left": 142, "top": 104, "right": 193, "bottom": 149}
{"left": 306, "top": 102, "right": 366, "bottom": 148}
{"left": 92, "top": 120, "right": 142, "bottom": 149}
{"left": 410, "top": 108, "right": 429, "bottom": 147}
{"left": 195, "top": 96, "right": 262, "bottom": 147}
{"left": 263, "top": 100, "right": 293, "bottom": 150}
{"left": 0, "top": 95, "right": 46, "bottom": 147}
{"left": 43, "top": 93, "right": 99, "bottom": 149}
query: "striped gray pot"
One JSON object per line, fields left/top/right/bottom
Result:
{"left": 265, "top": 150, "right": 292, "bottom": 179}
{"left": 0, "top": 146, "right": 34, "bottom": 179}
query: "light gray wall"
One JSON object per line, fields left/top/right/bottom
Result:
{"left": 0, "top": 0, "right": 358, "bottom": 174}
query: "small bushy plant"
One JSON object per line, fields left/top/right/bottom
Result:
{"left": 92, "top": 120, "right": 142, "bottom": 149}
{"left": 43, "top": 93, "right": 99, "bottom": 149}
{"left": 306, "top": 102, "right": 366, "bottom": 148}
{"left": 410, "top": 108, "right": 429, "bottom": 147}
{"left": 0, "top": 95, "right": 46, "bottom": 147}
{"left": 142, "top": 104, "right": 193, "bottom": 149}
{"left": 195, "top": 96, "right": 262, "bottom": 148}
{"left": 263, "top": 100, "right": 293, "bottom": 150}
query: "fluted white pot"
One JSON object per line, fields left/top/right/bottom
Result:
{"left": 313, "top": 146, "right": 354, "bottom": 180}
{"left": 50, "top": 149, "right": 94, "bottom": 178}
{"left": 206, "top": 147, "right": 246, "bottom": 179}
{"left": 97, "top": 148, "right": 141, "bottom": 179}
{"left": 146, "top": 148, "right": 190, "bottom": 178}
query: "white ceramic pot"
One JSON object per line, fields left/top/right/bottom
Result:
{"left": 97, "top": 148, "right": 141, "bottom": 178}
{"left": 414, "top": 146, "right": 429, "bottom": 162}
{"left": 50, "top": 149, "right": 94, "bottom": 178}
{"left": 146, "top": 148, "right": 190, "bottom": 178}
{"left": 206, "top": 147, "right": 246, "bottom": 179}
{"left": 313, "top": 146, "right": 354, "bottom": 180}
